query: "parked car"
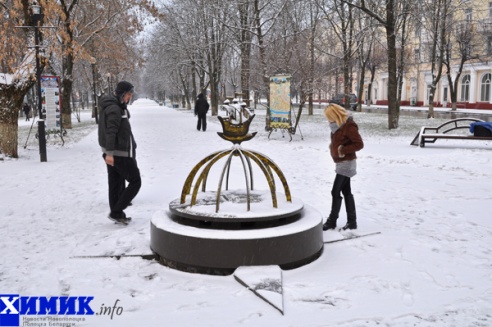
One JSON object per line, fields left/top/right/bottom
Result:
{"left": 329, "top": 93, "right": 358, "bottom": 111}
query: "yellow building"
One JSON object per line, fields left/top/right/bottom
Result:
{"left": 363, "top": 0, "right": 492, "bottom": 110}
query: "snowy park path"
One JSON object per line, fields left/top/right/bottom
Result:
{"left": 1, "top": 99, "right": 491, "bottom": 326}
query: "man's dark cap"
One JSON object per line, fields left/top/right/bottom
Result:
{"left": 115, "top": 81, "right": 134, "bottom": 97}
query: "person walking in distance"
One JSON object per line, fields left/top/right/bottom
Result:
{"left": 98, "top": 81, "right": 141, "bottom": 225}
{"left": 194, "top": 93, "right": 210, "bottom": 131}
{"left": 23, "top": 103, "right": 31, "bottom": 121}
{"left": 323, "top": 103, "right": 364, "bottom": 231}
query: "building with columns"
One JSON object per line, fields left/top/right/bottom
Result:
{"left": 360, "top": 0, "right": 492, "bottom": 110}
{"left": 366, "top": 64, "right": 492, "bottom": 110}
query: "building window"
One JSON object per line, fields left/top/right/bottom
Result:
{"left": 425, "top": 45, "right": 430, "bottom": 62}
{"left": 446, "top": 41, "right": 452, "bottom": 60}
{"left": 480, "top": 73, "right": 491, "bottom": 102}
{"left": 488, "top": 36, "right": 492, "bottom": 55}
{"left": 460, "top": 74, "right": 470, "bottom": 101}
{"left": 489, "top": 2, "right": 492, "bottom": 18}
{"left": 465, "top": 8, "right": 472, "bottom": 22}
{"left": 414, "top": 49, "right": 420, "bottom": 62}
{"left": 464, "top": 41, "right": 472, "bottom": 57}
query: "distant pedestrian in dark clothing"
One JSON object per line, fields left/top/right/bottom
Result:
{"left": 194, "top": 93, "right": 210, "bottom": 131}
{"left": 98, "top": 81, "right": 141, "bottom": 225}
{"left": 23, "top": 103, "right": 31, "bottom": 121}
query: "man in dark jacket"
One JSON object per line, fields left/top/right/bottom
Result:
{"left": 23, "top": 103, "right": 31, "bottom": 121}
{"left": 194, "top": 93, "right": 210, "bottom": 131}
{"left": 98, "top": 81, "right": 141, "bottom": 225}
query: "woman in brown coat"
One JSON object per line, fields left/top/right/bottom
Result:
{"left": 323, "top": 103, "right": 364, "bottom": 231}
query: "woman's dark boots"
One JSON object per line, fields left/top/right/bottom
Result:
{"left": 323, "top": 218, "right": 337, "bottom": 230}
{"left": 323, "top": 196, "right": 343, "bottom": 230}
{"left": 324, "top": 195, "right": 358, "bottom": 231}
{"left": 342, "top": 194, "right": 357, "bottom": 230}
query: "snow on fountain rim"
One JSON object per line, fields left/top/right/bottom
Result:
{"left": 151, "top": 204, "right": 322, "bottom": 240}
{"left": 169, "top": 189, "right": 304, "bottom": 220}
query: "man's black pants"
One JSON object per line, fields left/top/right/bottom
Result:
{"left": 105, "top": 155, "right": 141, "bottom": 215}
{"left": 197, "top": 113, "right": 207, "bottom": 131}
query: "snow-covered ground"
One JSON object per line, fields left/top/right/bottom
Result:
{"left": 2, "top": 98, "right": 492, "bottom": 326}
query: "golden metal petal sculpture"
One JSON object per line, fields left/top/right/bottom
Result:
{"left": 179, "top": 111, "right": 291, "bottom": 212}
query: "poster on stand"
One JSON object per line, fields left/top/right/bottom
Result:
{"left": 268, "top": 75, "right": 291, "bottom": 130}
{"left": 40, "top": 76, "right": 61, "bottom": 130}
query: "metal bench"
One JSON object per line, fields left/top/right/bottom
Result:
{"left": 410, "top": 118, "right": 492, "bottom": 147}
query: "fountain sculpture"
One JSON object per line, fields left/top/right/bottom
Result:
{"left": 150, "top": 103, "right": 323, "bottom": 275}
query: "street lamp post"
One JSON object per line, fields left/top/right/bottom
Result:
{"left": 32, "top": 4, "right": 47, "bottom": 162}
{"left": 91, "top": 60, "right": 98, "bottom": 124}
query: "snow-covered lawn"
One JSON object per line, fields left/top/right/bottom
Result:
{"left": 2, "top": 99, "right": 491, "bottom": 326}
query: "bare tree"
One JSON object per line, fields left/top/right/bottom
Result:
{"left": 395, "top": 0, "right": 413, "bottom": 115}
{"left": 284, "top": 0, "right": 316, "bottom": 127}
{"left": 418, "top": 0, "right": 450, "bottom": 118}
{"left": 53, "top": 0, "right": 156, "bottom": 128}
{"left": 318, "top": 0, "right": 358, "bottom": 112}
{"left": 443, "top": 5, "right": 482, "bottom": 111}
{"left": 145, "top": 2, "right": 203, "bottom": 107}
{"left": 0, "top": 0, "right": 156, "bottom": 158}
{"left": 354, "top": 10, "right": 377, "bottom": 111}
{"left": 238, "top": 0, "right": 253, "bottom": 105}
{"left": 366, "top": 42, "right": 386, "bottom": 106}
{"left": 0, "top": 0, "right": 40, "bottom": 158}
{"left": 343, "top": 0, "right": 414, "bottom": 129}
{"left": 251, "top": 0, "right": 288, "bottom": 103}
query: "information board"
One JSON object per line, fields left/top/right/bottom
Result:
{"left": 40, "top": 76, "right": 61, "bottom": 129}
{"left": 268, "top": 75, "right": 291, "bottom": 129}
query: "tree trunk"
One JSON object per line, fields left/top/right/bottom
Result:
{"left": 293, "top": 93, "right": 306, "bottom": 133}
{"left": 427, "top": 86, "right": 436, "bottom": 118}
{"left": 210, "top": 68, "right": 220, "bottom": 116}
{"left": 357, "top": 69, "right": 365, "bottom": 112}
{"left": 61, "top": 51, "right": 74, "bottom": 129}
{"left": 208, "top": 52, "right": 220, "bottom": 116}
{"left": 0, "top": 85, "right": 32, "bottom": 158}
{"left": 386, "top": 5, "right": 399, "bottom": 129}
{"left": 308, "top": 26, "right": 316, "bottom": 117}
{"left": 191, "top": 62, "right": 197, "bottom": 101}
{"left": 239, "top": 1, "right": 252, "bottom": 107}
{"left": 448, "top": 73, "right": 458, "bottom": 110}
{"left": 368, "top": 65, "right": 376, "bottom": 105}
{"left": 179, "top": 68, "right": 191, "bottom": 110}
{"left": 343, "top": 56, "right": 351, "bottom": 111}
{"left": 241, "top": 47, "right": 251, "bottom": 106}
{"left": 396, "top": 9, "right": 409, "bottom": 118}
{"left": 254, "top": 0, "right": 270, "bottom": 107}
